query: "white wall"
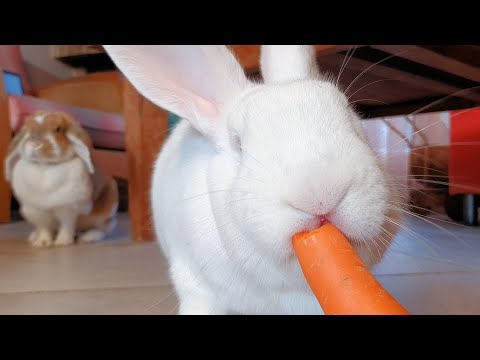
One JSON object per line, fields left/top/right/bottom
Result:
{"left": 19, "top": 45, "right": 75, "bottom": 88}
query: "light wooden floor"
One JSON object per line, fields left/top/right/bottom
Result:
{"left": 1, "top": 213, "right": 480, "bottom": 314}
{"left": 0, "top": 214, "right": 177, "bottom": 314}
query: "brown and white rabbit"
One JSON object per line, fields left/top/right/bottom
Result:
{"left": 4, "top": 110, "right": 118, "bottom": 247}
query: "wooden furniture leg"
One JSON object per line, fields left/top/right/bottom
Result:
{"left": 123, "top": 79, "right": 169, "bottom": 241}
{"left": 0, "top": 95, "right": 12, "bottom": 224}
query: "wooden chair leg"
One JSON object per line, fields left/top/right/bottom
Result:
{"left": 123, "top": 79, "right": 168, "bottom": 241}
{"left": 0, "top": 98, "right": 12, "bottom": 224}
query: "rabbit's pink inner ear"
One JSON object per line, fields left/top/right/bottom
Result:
{"left": 195, "top": 96, "right": 218, "bottom": 118}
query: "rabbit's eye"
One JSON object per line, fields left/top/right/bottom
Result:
{"left": 55, "top": 126, "right": 62, "bottom": 133}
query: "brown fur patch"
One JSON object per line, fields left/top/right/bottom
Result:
{"left": 20, "top": 111, "right": 93, "bottom": 160}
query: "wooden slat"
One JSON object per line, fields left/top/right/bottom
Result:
{"left": 322, "top": 54, "right": 480, "bottom": 103}
{"left": 36, "top": 71, "right": 123, "bottom": 114}
{"left": 422, "top": 45, "right": 480, "bottom": 68}
{"left": 123, "top": 78, "right": 168, "bottom": 241}
{"left": 371, "top": 45, "right": 480, "bottom": 83}
{"left": 50, "top": 45, "right": 103, "bottom": 59}
{"left": 357, "top": 95, "right": 476, "bottom": 118}
{"left": 317, "top": 55, "right": 442, "bottom": 104}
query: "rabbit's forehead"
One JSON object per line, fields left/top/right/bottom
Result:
{"left": 34, "top": 113, "right": 47, "bottom": 124}
{"left": 236, "top": 80, "right": 351, "bottom": 132}
{"left": 42, "top": 117, "right": 64, "bottom": 128}
{"left": 26, "top": 113, "right": 67, "bottom": 130}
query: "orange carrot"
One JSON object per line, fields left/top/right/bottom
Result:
{"left": 292, "top": 224, "right": 409, "bottom": 315}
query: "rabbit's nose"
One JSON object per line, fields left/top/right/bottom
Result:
{"left": 29, "top": 133, "right": 40, "bottom": 142}
{"left": 30, "top": 140, "right": 43, "bottom": 149}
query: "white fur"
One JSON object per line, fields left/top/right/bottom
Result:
{"left": 103, "top": 45, "right": 248, "bottom": 142}
{"left": 4, "top": 132, "right": 29, "bottom": 182}
{"left": 105, "top": 45, "right": 402, "bottom": 314}
{"left": 34, "top": 115, "right": 46, "bottom": 124}
{"left": 66, "top": 132, "right": 94, "bottom": 174}
{"left": 12, "top": 157, "right": 93, "bottom": 248}
{"left": 28, "top": 227, "right": 53, "bottom": 247}
{"left": 46, "top": 134, "right": 60, "bottom": 157}
{"left": 78, "top": 229, "right": 106, "bottom": 243}
{"left": 260, "top": 45, "right": 319, "bottom": 84}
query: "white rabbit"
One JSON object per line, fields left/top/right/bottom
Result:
{"left": 4, "top": 111, "right": 118, "bottom": 247}
{"left": 104, "top": 45, "right": 402, "bottom": 314}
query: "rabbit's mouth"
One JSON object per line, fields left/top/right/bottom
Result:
{"left": 290, "top": 205, "right": 331, "bottom": 231}
{"left": 317, "top": 215, "right": 329, "bottom": 227}
{"left": 26, "top": 152, "right": 74, "bottom": 165}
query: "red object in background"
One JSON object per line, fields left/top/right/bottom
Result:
{"left": 449, "top": 108, "right": 480, "bottom": 196}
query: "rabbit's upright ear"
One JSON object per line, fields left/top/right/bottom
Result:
{"left": 103, "top": 45, "right": 250, "bottom": 140}
{"left": 4, "top": 127, "right": 29, "bottom": 182}
{"left": 260, "top": 45, "right": 319, "bottom": 84}
{"left": 63, "top": 113, "right": 95, "bottom": 174}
